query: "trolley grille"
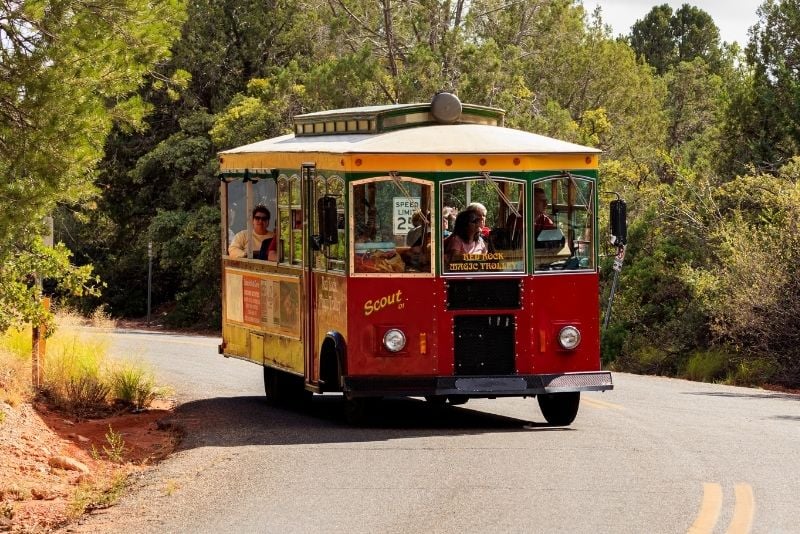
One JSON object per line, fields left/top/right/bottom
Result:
{"left": 446, "top": 279, "right": 521, "bottom": 310}
{"left": 453, "top": 315, "right": 516, "bottom": 375}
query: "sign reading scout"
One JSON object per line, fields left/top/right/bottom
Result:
{"left": 393, "top": 197, "right": 420, "bottom": 235}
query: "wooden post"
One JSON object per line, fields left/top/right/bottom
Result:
{"left": 31, "top": 297, "right": 51, "bottom": 389}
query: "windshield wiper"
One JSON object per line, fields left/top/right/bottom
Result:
{"left": 389, "top": 171, "right": 429, "bottom": 225}
{"left": 481, "top": 171, "right": 520, "bottom": 217}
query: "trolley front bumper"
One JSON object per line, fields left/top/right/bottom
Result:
{"left": 343, "top": 371, "right": 612, "bottom": 398}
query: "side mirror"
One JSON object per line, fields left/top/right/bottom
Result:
{"left": 317, "top": 196, "right": 339, "bottom": 245}
{"left": 610, "top": 198, "right": 627, "bottom": 246}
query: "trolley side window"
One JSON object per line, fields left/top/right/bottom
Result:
{"left": 224, "top": 177, "right": 278, "bottom": 261}
{"left": 312, "top": 174, "right": 346, "bottom": 272}
{"left": 533, "top": 175, "right": 595, "bottom": 272}
{"left": 226, "top": 180, "right": 246, "bottom": 250}
{"left": 350, "top": 176, "right": 433, "bottom": 275}
{"left": 278, "top": 174, "right": 303, "bottom": 266}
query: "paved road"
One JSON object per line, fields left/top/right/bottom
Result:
{"left": 66, "top": 329, "right": 800, "bottom": 534}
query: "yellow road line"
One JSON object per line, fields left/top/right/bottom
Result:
{"left": 92, "top": 331, "right": 219, "bottom": 348}
{"left": 582, "top": 396, "right": 624, "bottom": 410}
{"left": 121, "top": 337, "right": 219, "bottom": 348}
{"left": 687, "top": 483, "right": 723, "bottom": 534}
{"left": 725, "top": 483, "right": 754, "bottom": 534}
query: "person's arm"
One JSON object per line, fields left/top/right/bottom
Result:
{"left": 266, "top": 236, "right": 278, "bottom": 262}
{"left": 444, "top": 235, "right": 463, "bottom": 263}
{"left": 228, "top": 231, "right": 247, "bottom": 258}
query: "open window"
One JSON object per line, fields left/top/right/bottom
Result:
{"left": 312, "top": 174, "right": 345, "bottom": 272}
{"left": 350, "top": 176, "right": 434, "bottom": 275}
{"left": 226, "top": 180, "right": 246, "bottom": 250}
{"left": 224, "top": 175, "right": 277, "bottom": 261}
{"left": 533, "top": 175, "right": 595, "bottom": 272}
{"left": 440, "top": 175, "right": 526, "bottom": 274}
{"left": 278, "top": 174, "right": 304, "bottom": 266}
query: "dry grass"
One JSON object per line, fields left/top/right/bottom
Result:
{"left": 1, "top": 309, "right": 157, "bottom": 416}
{"left": 0, "top": 348, "right": 31, "bottom": 407}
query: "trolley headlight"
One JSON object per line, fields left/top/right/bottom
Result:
{"left": 383, "top": 329, "right": 407, "bottom": 353}
{"left": 558, "top": 326, "right": 581, "bottom": 350}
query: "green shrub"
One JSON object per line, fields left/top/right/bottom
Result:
{"left": 613, "top": 343, "right": 676, "bottom": 375}
{"left": 683, "top": 348, "right": 731, "bottom": 382}
{"left": 727, "top": 358, "right": 778, "bottom": 386}
{"left": 43, "top": 335, "right": 110, "bottom": 415}
{"left": 108, "top": 362, "right": 157, "bottom": 410}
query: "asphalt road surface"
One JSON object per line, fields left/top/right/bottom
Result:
{"left": 65, "top": 328, "right": 800, "bottom": 534}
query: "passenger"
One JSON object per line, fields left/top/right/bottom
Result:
{"left": 442, "top": 206, "right": 457, "bottom": 237}
{"left": 534, "top": 186, "right": 556, "bottom": 237}
{"left": 444, "top": 207, "right": 488, "bottom": 263}
{"left": 467, "top": 202, "right": 490, "bottom": 237}
{"left": 228, "top": 205, "right": 277, "bottom": 260}
{"left": 406, "top": 210, "right": 427, "bottom": 246}
{"left": 354, "top": 223, "right": 372, "bottom": 244}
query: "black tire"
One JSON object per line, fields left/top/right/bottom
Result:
{"left": 425, "top": 395, "right": 448, "bottom": 407}
{"left": 263, "top": 366, "right": 282, "bottom": 402}
{"left": 447, "top": 394, "right": 469, "bottom": 406}
{"left": 537, "top": 392, "right": 580, "bottom": 426}
{"left": 343, "top": 394, "right": 379, "bottom": 425}
{"left": 264, "top": 366, "right": 311, "bottom": 407}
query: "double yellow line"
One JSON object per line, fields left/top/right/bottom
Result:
{"left": 580, "top": 398, "right": 754, "bottom": 533}
{"left": 582, "top": 396, "right": 624, "bottom": 410}
{"left": 688, "top": 483, "right": 754, "bottom": 534}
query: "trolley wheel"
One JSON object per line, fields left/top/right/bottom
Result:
{"left": 424, "top": 395, "right": 448, "bottom": 407}
{"left": 263, "top": 366, "right": 311, "bottom": 407}
{"left": 263, "top": 366, "right": 282, "bottom": 402}
{"left": 537, "top": 392, "right": 580, "bottom": 426}
{"left": 447, "top": 395, "right": 469, "bottom": 406}
{"left": 343, "top": 394, "right": 379, "bottom": 425}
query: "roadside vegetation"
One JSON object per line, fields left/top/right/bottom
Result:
{"left": 0, "top": 309, "right": 175, "bottom": 530}
{"left": 2, "top": 0, "right": 799, "bottom": 389}
{"left": 0, "top": 308, "right": 164, "bottom": 415}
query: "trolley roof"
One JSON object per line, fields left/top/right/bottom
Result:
{"left": 220, "top": 124, "right": 600, "bottom": 157}
{"left": 219, "top": 96, "right": 600, "bottom": 166}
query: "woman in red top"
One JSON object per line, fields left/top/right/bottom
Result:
{"left": 444, "top": 207, "right": 488, "bottom": 264}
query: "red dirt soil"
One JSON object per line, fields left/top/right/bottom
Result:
{"left": 0, "top": 400, "right": 179, "bottom": 532}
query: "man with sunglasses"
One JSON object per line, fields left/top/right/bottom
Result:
{"left": 228, "top": 205, "right": 277, "bottom": 260}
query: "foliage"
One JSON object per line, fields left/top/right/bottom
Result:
{"left": 727, "top": 358, "right": 779, "bottom": 386}
{"left": 683, "top": 348, "right": 731, "bottom": 382}
{"left": 68, "top": 472, "right": 128, "bottom": 517}
{"left": 43, "top": 335, "right": 111, "bottom": 416}
{"left": 629, "top": 3, "right": 723, "bottom": 75}
{"left": 108, "top": 362, "right": 158, "bottom": 410}
{"left": 102, "top": 425, "right": 127, "bottom": 464}
{"left": 703, "top": 167, "right": 800, "bottom": 385}
{"left": 0, "top": 348, "right": 30, "bottom": 407}
{"left": 38, "top": 0, "right": 800, "bottom": 388}
{"left": 0, "top": 0, "right": 186, "bottom": 331}
{"left": 1, "top": 313, "right": 167, "bottom": 413}
{"left": 722, "top": 0, "right": 800, "bottom": 173}
{"left": 0, "top": 241, "right": 99, "bottom": 333}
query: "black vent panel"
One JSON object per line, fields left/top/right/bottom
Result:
{"left": 453, "top": 315, "right": 516, "bottom": 375}
{"left": 447, "top": 279, "right": 521, "bottom": 310}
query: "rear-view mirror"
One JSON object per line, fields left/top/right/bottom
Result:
{"left": 610, "top": 198, "right": 627, "bottom": 246}
{"left": 317, "top": 196, "right": 339, "bottom": 245}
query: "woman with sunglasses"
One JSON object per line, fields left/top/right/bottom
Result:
{"left": 228, "top": 205, "right": 277, "bottom": 260}
{"left": 443, "top": 206, "right": 488, "bottom": 264}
